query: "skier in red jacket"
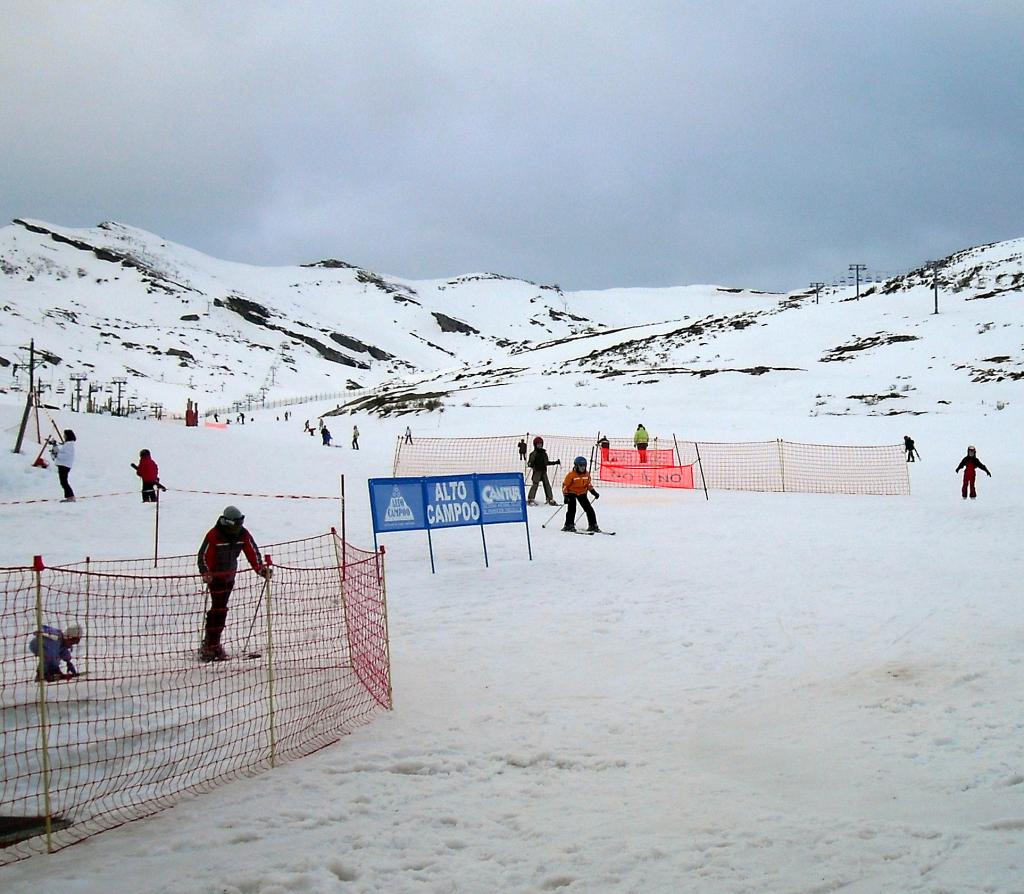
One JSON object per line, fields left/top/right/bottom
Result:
{"left": 131, "top": 449, "right": 162, "bottom": 502}
{"left": 955, "top": 445, "right": 991, "bottom": 499}
{"left": 197, "top": 506, "right": 269, "bottom": 661}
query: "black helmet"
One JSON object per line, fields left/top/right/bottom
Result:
{"left": 218, "top": 505, "right": 245, "bottom": 531}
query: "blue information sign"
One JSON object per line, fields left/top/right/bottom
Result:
{"left": 368, "top": 477, "right": 427, "bottom": 533}
{"left": 368, "top": 472, "right": 531, "bottom": 572}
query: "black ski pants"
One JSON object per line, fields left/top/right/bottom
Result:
{"left": 58, "top": 465, "right": 74, "bottom": 499}
{"left": 204, "top": 578, "right": 236, "bottom": 646}
{"left": 564, "top": 492, "right": 597, "bottom": 529}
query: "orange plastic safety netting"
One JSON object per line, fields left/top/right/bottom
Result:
{"left": 394, "top": 435, "right": 909, "bottom": 496}
{"left": 0, "top": 532, "right": 391, "bottom": 864}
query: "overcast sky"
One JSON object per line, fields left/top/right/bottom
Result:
{"left": 3, "top": 1, "right": 1022, "bottom": 292}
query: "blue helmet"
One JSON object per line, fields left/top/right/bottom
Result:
{"left": 574, "top": 456, "right": 587, "bottom": 471}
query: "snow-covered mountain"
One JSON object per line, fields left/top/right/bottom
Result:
{"left": 1, "top": 217, "right": 1022, "bottom": 424}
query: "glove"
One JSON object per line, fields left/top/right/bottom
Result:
{"left": 158, "top": 481, "right": 167, "bottom": 491}
{"left": 563, "top": 495, "right": 570, "bottom": 504}
{"left": 553, "top": 459, "right": 561, "bottom": 465}
{"left": 258, "top": 567, "right": 272, "bottom": 580}
{"left": 987, "top": 471, "right": 992, "bottom": 477}
{"left": 130, "top": 463, "right": 138, "bottom": 470}
{"left": 591, "top": 490, "right": 600, "bottom": 499}
{"left": 202, "top": 572, "right": 213, "bottom": 585}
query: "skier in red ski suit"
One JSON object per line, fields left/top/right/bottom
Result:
{"left": 197, "top": 506, "right": 269, "bottom": 661}
{"left": 955, "top": 446, "right": 991, "bottom": 499}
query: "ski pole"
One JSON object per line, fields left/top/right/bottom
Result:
{"left": 541, "top": 502, "right": 564, "bottom": 528}
{"left": 241, "top": 563, "right": 273, "bottom": 659}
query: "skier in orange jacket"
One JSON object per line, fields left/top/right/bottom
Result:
{"left": 561, "top": 456, "right": 601, "bottom": 532}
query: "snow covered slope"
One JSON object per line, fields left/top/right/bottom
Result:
{"left": 1, "top": 222, "right": 1023, "bottom": 893}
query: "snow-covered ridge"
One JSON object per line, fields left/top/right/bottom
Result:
{"left": 1, "top": 218, "right": 1022, "bottom": 423}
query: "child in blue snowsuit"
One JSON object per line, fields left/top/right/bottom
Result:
{"left": 29, "top": 623, "right": 82, "bottom": 681}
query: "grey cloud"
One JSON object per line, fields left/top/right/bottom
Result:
{"left": 2, "top": 0, "right": 1022, "bottom": 292}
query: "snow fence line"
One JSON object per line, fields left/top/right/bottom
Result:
{"left": 0, "top": 530, "right": 392, "bottom": 865}
{"left": 392, "top": 434, "right": 911, "bottom": 497}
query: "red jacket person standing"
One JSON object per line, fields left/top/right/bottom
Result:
{"left": 955, "top": 446, "right": 991, "bottom": 500}
{"left": 197, "top": 506, "right": 269, "bottom": 661}
{"left": 131, "top": 449, "right": 161, "bottom": 502}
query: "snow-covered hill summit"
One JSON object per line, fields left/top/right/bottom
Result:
{"left": 1, "top": 218, "right": 1021, "bottom": 425}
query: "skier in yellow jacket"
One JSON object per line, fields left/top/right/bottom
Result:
{"left": 561, "top": 456, "right": 601, "bottom": 532}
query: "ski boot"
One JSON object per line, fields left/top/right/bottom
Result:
{"left": 199, "top": 642, "right": 228, "bottom": 662}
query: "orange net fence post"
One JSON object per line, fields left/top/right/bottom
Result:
{"left": 0, "top": 533, "right": 391, "bottom": 864}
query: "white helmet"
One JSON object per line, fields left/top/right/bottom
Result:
{"left": 65, "top": 622, "right": 83, "bottom": 639}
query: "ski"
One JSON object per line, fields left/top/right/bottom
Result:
{"left": 562, "top": 529, "right": 616, "bottom": 536}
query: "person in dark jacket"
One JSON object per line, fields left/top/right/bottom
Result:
{"left": 517, "top": 438, "right": 528, "bottom": 461}
{"left": 131, "top": 449, "right": 162, "bottom": 502}
{"left": 196, "top": 506, "right": 269, "bottom": 661}
{"left": 904, "top": 435, "right": 919, "bottom": 462}
{"left": 955, "top": 446, "right": 991, "bottom": 500}
{"left": 526, "top": 436, "right": 561, "bottom": 506}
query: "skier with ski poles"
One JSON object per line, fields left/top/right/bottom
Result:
{"left": 561, "top": 456, "right": 601, "bottom": 533}
{"left": 197, "top": 506, "right": 270, "bottom": 661}
{"left": 904, "top": 435, "right": 920, "bottom": 462}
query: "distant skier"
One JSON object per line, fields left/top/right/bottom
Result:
{"left": 904, "top": 435, "right": 920, "bottom": 462}
{"left": 50, "top": 429, "right": 77, "bottom": 502}
{"left": 29, "top": 622, "right": 82, "bottom": 682}
{"left": 352, "top": 425, "right": 360, "bottom": 449}
{"left": 526, "top": 436, "right": 561, "bottom": 506}
{"left": 597, "top": 434, "right": 610, "bottom": 450}
{"left": 561, "top": 456, "right": 601, "bottom": 532}
{"left": 955, "top": 445, "right": 991, "bottom": 500}
{"left": 634, "top": 424, "right": 649, "bottom": 464}
{"left": 404, "top": 426, "right": 413, "bottom": 445}
{"left": 321, "top": 426, "right": 332, "bottom": 447}
{"left": 197, "top": 506, "right": 269, "bottom": 662}
{"left": 131, "top": 448, "right": 164, "bottom": 502}
{"left": 517, "top": 438, "right": 528, "bottom": 461}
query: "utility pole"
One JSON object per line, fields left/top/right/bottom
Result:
{"left": 809, "top": 282, "right": 826, "bottom": 305}
{"left": 927, "top": 261, "right": 942, "bottom": 314}
{"left": 70, "top": 374, "right": 88, "bottom": 413}
{"left": 112, "top": 376, "right": 127, "bottom": 416}
{"left": 849, "top": 264, "right": 867, "bottom": 300}
{"left": 12, "top": 339, "right": 36, "bottom": 454}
